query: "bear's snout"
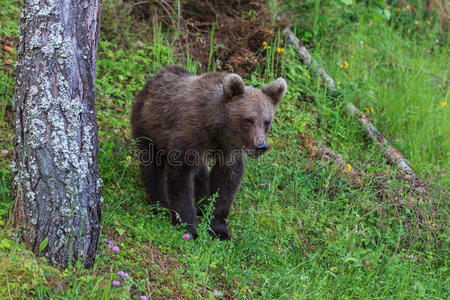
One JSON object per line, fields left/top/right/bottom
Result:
{"left": 255, "top": 143, "right": 268, "bottom": 156}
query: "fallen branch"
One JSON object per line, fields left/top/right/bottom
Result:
{"left": 346, "top": 103, "right": 420, "bottom": 182}
{"left": 298, "top": 134, "right": 362, "bottom": 185}
{"left": 284, "top": 27, "right": 422, "bottom": 184}
{"left": 284, "top": 28, "right": 336, "bottom": 92}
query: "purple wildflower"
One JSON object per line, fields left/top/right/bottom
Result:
{"left": 112, "top": 245, "right": 120, "bottom": 253}
{"left": 112, "top": 280, "right": 120, "bottom": 287}
{"left": 182, "top": 234, "right": 191, "bottom": 240}
{"left": 140, "top": 296, "right": 147, "bottom": 300}
{"left": 409, "top": 255, "right": 415, "bottom": 259}
{"left": 123, "top": 272, "right": 130, "bottom": 280}
{"left": 117, "top": 271, "right": 129, "bottom": 280}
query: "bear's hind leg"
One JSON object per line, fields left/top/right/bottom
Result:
{"left": 138, "top": 139, "right": 169, "bottom": 209}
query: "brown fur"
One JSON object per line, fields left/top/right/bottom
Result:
{"left": 131, "top": 65, "right": 286, "bottom": 239}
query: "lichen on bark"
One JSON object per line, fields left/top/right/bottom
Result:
{"left": 13, "top": 0, "right": 103, "bottom": 268}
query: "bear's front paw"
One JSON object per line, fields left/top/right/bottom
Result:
{"left": 210, "top": 221, "right": 230, "bottom": 241}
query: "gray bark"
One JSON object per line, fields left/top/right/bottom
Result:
{"left": 12, "top": 0, "right": 103, "bottom": 268}
{"left": 346, "top": 103, "right": 419, "bottom": 181}
{"left": 283, "top": 28, "right": 336, "bottom": 92}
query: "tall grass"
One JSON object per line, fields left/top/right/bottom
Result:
{"left": 0, "top": 0, "right": 448, "bottom": 298}
{"left": 322, "top": 20, "right": 449, "bottom": 184}
{"left": 207, "top": 21, "right": 216, "bottom": 73}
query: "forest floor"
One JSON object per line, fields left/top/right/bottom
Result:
{"left": 0, "top": 0, "right": 448, "bottom": 299}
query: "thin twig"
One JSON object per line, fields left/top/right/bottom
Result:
{"left": 155, "top": 0, "right": 176, "bottom": 26}
{"left": 128, "top": 0, "right": 147, "bottom": 12}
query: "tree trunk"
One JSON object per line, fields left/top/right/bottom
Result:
{"left": 12, "top": 0, "right": 103, "bottom": 268}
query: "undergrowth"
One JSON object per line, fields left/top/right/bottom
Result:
{"left": 0, "top": 0, "right": 448, "bottom": 299}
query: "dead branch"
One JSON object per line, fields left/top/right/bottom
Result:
{"left": 284, "top": 28, "right": 336, "bottom": 92}
{"left": 298, "top": 134, "right": 362, "bottom": 185}
{"left": 284, "top": 27, "right": 423, "bottom": 185}
{"left": 346, "top": 103, "right": 421, "bottom": 183}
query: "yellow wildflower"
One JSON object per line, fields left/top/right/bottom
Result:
{"left": 365, "top": 107, "right": 370, "bottom": 113}
{"left": 263, "top": 41, "right": 268, "bottom": 49}
{"left": 426, "top": 20, "right": 431, "bottom": 25}
{"left": 347, "top": 164, "right": 352, "bottom": 172}
{"left": 339, "top": 64, "right": 344, "bottom": 69}
{"left": 350, "top": 55, "right": 354, "bottom": 59}
{"left": 386, "top": 5, "right": 391, "bottom": 10}
{"left": 370, "top": 107, "right": 374, "bottom": 113}
{"left": 441, "top": 101, "right": 447, "bottom": 107}
{"left": 406, "top": 4, "right": 411, "bottom": 10}
{"left": 276, "top": 47, "right": 284, "bottom": 53}
{"left": 344, "top": 61, "right": 349, "bottom": 68}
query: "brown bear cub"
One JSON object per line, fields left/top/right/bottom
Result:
{"left": 131, "top": 65, "right": 287, "bottom": 240}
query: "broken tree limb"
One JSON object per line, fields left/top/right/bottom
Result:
{"left": 283, "top": 28, "right": 336, "bottom": 92}
{"left": 346, "top": 104, "right": 420, "bottom": 181}
{"left": 298, "top": 134, "right": 362, "bottom": 185}
{"left": 284, "top": 27, "right": 422, "bottom": 183}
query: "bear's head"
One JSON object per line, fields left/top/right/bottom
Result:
{"left": 222, "top": 74, "right": 287, "bottom": 158}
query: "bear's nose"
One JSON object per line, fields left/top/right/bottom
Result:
{"left": 255, "top": 143, "right": 268, "bottom": 154}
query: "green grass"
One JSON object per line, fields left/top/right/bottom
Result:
{"left": 0, "top": 0, "right": 448, "bottom": 298}
{"left": 321, "top": 21, "right": 449, "bottom": 184}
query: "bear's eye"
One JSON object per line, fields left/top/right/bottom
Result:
{"left": 264, "top": 121, "right": 271, "bottom": 130}
{"left": 244, "top": 118, "right": 254, "bottom": 125}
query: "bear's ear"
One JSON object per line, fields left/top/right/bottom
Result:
{"left": 262, "top": 78, "right": 287, "bottom": 106}
{"left": 223, "top": 74, "right": 245, "bottom": 101}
